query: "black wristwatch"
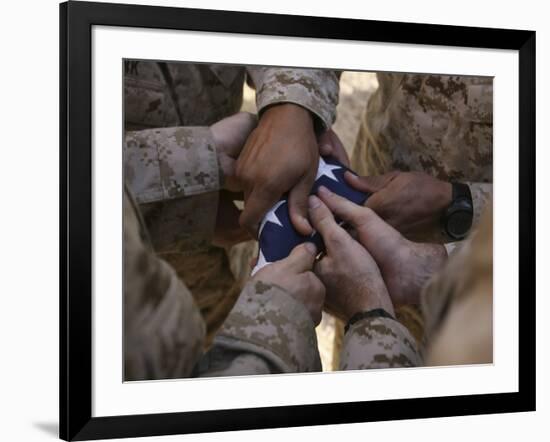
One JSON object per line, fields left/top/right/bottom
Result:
{"left": 441, "top": 182, "right": 473, "bottom": 240}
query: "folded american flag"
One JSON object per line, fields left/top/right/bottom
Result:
{"left": 251, "top": 156, "right": 370, "bottom": 275}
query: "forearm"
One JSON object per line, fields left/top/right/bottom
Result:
{"left": 196, "top": 281, "right": 322, "bottom": 376}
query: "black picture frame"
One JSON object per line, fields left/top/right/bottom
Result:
{"left": 60, "top": 1, "right": 536, "bottom": 440}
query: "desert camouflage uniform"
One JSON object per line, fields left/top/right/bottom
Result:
{"left": 122, "top": 121, "right": 422, "bottom": 377}
{"left": 351, "top": 73, "right": 493, "bottom": 345}
{"left": 423, "top": 209, "right": 493, "bottom": 365}
{"left": 124, "top": 184, "right": 205, "bottom": 381}
{"left": 123, "top": 126, "right": 324, "bottom": 379}
{"left": 334, "top": 207, "right": 493, "bottom": 371}
{"left": 352, "top": 73, "right": 493, "bottom": 237}
{"left": 125, "top": 184, "right": 323, "bottom": 380}
{"left": 124, "top": 61, "right": 339, "bottom": 340}
{"left": 339, "top": 316, "right": 421, "bottom": 370}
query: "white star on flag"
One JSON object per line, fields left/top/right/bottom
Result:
{"left": 315, "top": 157, "right": 341, "bottom": 182}
{"left": 258, "top": 199, "right": 286, "bottom": 237}
{"left": 251, "top": 249, "right": 269, "bottom": 276}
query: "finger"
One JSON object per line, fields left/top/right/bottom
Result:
{"left": 313, "top": 255, "right": 331, "bottom": 279}
{"left": 344, "top": 171, "right": 398, "bottom": 193}
{"left": 317, "top": 185, "right": 391, "bottom": 245}
{"left": 318, "top": 130, "right": 350, "bottom": 167}
{"left": 219, "top": 157, "right": 243, "bottom": 192}
{"left": 240, "top": 185, "right": 282, "bottom": 236}
{"left": 319, "top": 143, "right": 332, "bottom": 156}
{"left": 288, "top": 172, "right": 315, "bottom": 235}
{"left": 280, "top": 242, "right": 318, "bottom": 273}
{"left": 363, "top": 188, "right": 384, "bottom": 212}
{"left": 327, "top": 130, "right": 350, "bottom": 167}
{"left": 308, "top": 195, "right": 350, "bottom": 249}
{"left": 211, "top": 112, "right": 258, "bottom": 158}
{"left": 302, "top": 271, "right": 326, "bottom": 325}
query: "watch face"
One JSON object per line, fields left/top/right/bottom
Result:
{"left": 447, "top": 209, "right": 473, "bottom": 239}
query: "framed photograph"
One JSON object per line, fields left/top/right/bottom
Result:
{"left": 60, "top": 1, "right": 535, "bottom": 440}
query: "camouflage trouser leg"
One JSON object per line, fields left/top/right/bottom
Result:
{"left": 162, "top": 245, "right": 243, "bottom": 347}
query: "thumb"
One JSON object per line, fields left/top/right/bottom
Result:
{"left": 345, "top": 171, "right": 398, "bottom": 193}
{"left": 211, "top": 112, "right": 258, "bottom": 158}
{"left": 288, "top": 171, "right": 316, "bottom": 236}
{"left": 281, "top": 242, "right": 317, "bottom": 274}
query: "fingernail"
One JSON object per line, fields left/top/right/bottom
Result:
{"left": 304, "top": 242, "right": 317, "bottom": 254}
{"left": 318, "top": 185, "right": 331, "bottom": 196}
{"left": 308, "top": 195, "right": 320, "bottom": 209}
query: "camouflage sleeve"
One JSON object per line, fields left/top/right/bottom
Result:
{"left": 466, "top": 182, "right": 492, "bottom": 229}
{"left": 125, "top": 126, "right": 220, "bottom": 251}
{"left": 339, "top": 316, "right": 422, "bottom": 370}
{"left": 247, "top": 67, "right": 339, "bottom": 130}
{"left": 421, "top": 209, "right": 493, "bottom": 365}
{"left": 124, "top": 187, "right": 206, "bottom": 381}
{"left": 196, "top": 281, "right": 322, "bottom": 376}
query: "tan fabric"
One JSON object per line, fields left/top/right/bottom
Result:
{"left": 125, "top": 186, "right": 324, "bottom": 379}
{"left": 336, "top": 209, "right": 493, "bottom": 371}
{"left": 124, "top": 60, "right": 339, "bottom": 337}
{"left": 339, "top": 316, "right": 421, "bottom": 370}
{"left": 200, "top": 281, "right": 322, "bottom": 376}
{"left": 352, "top": 73, "right": 493, "bottom": 238}
{"left": 423, "top": 209, "right": 493, "bottom": 365}
{"left": 125, "top": 126, "right": 220, "bottom": 252}
{"left": 124, "top": 187, "right": 205, "bottom": 381}
{"left": 351, "top": 73, "right": 493, "bottom": 344}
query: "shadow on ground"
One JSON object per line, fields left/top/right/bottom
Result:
{"left": 34, "top": 421, "right": 58, "bottom": 438}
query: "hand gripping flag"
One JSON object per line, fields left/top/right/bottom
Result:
{"left": 251, "top": 156, "right": 370, "bottom": 276}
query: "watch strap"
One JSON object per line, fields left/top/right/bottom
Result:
{"left": 344, "top": 308, "right": 395, "bottom": 334}
{"left": 452, "top": 181, "right": 472, "bottom": 203}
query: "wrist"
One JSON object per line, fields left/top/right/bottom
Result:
{"left": 261, "top": 102, "right": 314, "bottom": 129}
{"left": 345, "top": 286, "right": 395, "bottom": 322}
{"left": 344, "top": 308, "right": 396, "bottom": 334}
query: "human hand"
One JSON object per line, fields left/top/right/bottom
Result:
{"left": 316, "top": 185, "right": 447, "bottom": 306}
{"left": 211, "top": 112, "right": 258, "bottom": 192}
{"left": 236, "top": 103, "right": 319, "bottom": 236}
{"left": 345, "top": 171, "right": 452, "bottom": 240}
{"left": 318, "top": 129, "right": 350, "bottom": 167}
{"left": 308, "top": 194, "right": 394, "bottom": 321}
{"left": 251, "top": 242, "right": 325, "bottom": 325}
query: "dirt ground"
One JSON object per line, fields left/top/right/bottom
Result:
{"left": 232, "top": 71, "right": 378, "bottom": 371}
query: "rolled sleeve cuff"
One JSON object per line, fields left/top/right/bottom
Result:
{"left": 125, "top": 126, "right": 220, "bottom": 252}
{"left": 339, "top": 317, "right": 422, "bottom": 370}
{"left": 125, "top": 126, "right": 220, "bottom": 204}
{"left": 465, "top": 182, "right": 492, "bottom": 229}
{"left": 214, "top": 281, "right": 322, "bottom": 373}
{"left": 254, "top": 69, "right": 339, "bottom": 131}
